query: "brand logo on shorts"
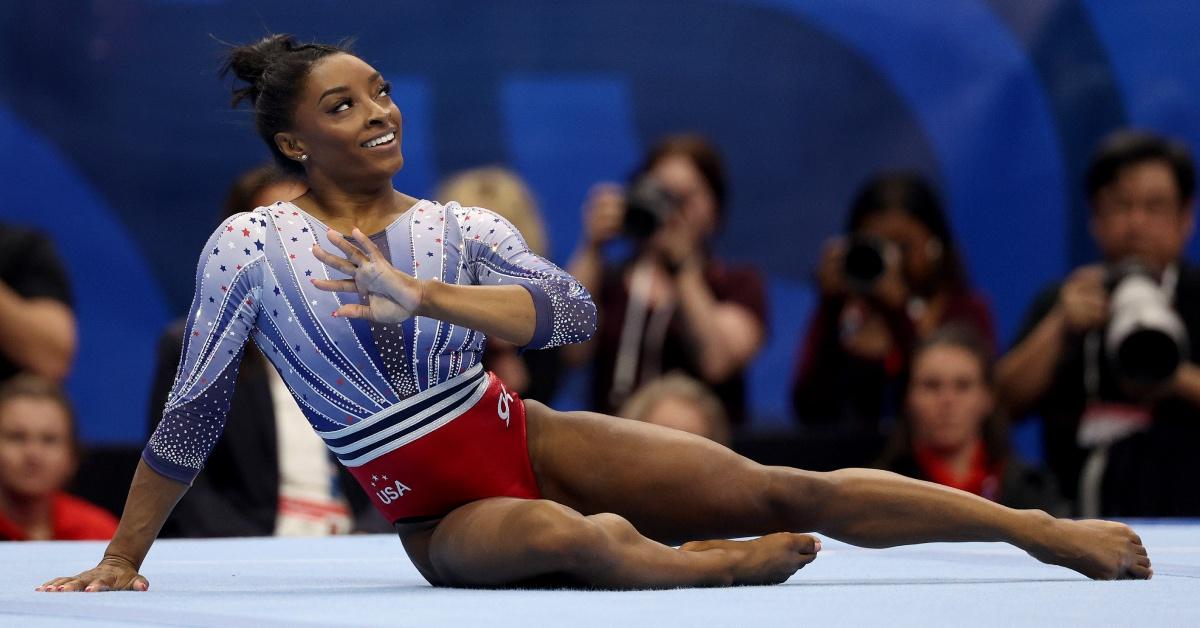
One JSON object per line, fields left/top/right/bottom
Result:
{"left": 497, "top": 384, "right": 513, "bottom": 427}
{"left": 369, "top": 474, "right": 411, "bottom": 505}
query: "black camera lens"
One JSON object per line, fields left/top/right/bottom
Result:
{"left": 1115, "top": 328, "right": 1182, "bottom": 384}
{"left": 622, "top": 177, "right": 677, "bottom": 240}
{"left": 843, "top": 237, "right": 888, "bottom": 293}
{"left": 1105, "top": 260, "right": 1189, "bottom": 386}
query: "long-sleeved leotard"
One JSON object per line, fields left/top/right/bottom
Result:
{"left": 144, "top": 200, "right": 596, "bottom": 484}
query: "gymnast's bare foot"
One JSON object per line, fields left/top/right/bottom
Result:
{"left": 1026, "top": 517, "right": 1152, "bottom": 580}
{"left": 681, "top": 533, "right": 821, "bottom": 585}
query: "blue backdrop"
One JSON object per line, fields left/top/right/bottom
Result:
{"left": 0, "top": 1, "right": 1197, "bottom": 445}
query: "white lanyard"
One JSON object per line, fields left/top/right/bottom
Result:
{"left": 611, "top": 262, "right": 676, "bottom": 407}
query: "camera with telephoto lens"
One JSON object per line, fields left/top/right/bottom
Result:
{"left": 841, "top": 236, "right": 901, "bottom": 294}
{"left": 1105, "top": 260, "right": 1189, "bottom": 386}
{"left": 622, "top": 176, "right": 680, "bottom": 240}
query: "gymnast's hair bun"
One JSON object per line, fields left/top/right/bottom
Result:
{"left": 219, "top": 34, "right": 351, "bottom": 174}
{"left": 223, "top": 34, "right": 302, "bottom": 108}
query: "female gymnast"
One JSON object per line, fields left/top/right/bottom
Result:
{"left": 39, "top": 35, "right": 1150, "bottom": 592}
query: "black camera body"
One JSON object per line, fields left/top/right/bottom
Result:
{"left": 622, "top": 177, "right": 679, "bottom": 240}
{"left": 1104, "top": 260, "right": 1189, "bottom": 386}
{"left": 841, "top": 236, "right": 900, "bottom": 294}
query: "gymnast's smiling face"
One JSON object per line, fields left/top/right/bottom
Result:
{"left": 274, "top": 53, "right": 405, "bottom": 189}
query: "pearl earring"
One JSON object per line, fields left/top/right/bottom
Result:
{"left": 299, "top": 154, "right": 309, "bottom": 162}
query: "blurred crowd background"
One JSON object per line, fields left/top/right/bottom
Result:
{"left": 2, "top": 0, "right": 1200, "bottom": 540}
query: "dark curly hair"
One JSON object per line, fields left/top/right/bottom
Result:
{"left": 221, "top": 34, "right": 354, "bottom": 176}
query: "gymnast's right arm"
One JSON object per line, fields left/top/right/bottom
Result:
{"left": 37, "top": 213, "right": 264, "bottom": 592}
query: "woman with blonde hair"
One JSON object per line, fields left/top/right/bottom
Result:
{"left": 437, "top": 167, "right": 548, "bottom": 258}
{"left": 618, "top": 373, "right": 731, "bottom": 446}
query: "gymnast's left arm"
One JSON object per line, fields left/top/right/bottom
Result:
{"left": 313, "top": 210, "right": 596, "bottom": 349}
{"left": 448, "top": 207, "right": 596, "bottom": 349}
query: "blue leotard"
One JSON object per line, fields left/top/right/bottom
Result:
{"left": 144, "top": 200, "right": 596, "bottom": 484}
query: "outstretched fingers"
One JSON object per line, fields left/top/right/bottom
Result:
{"left": 36, "top": 573, "right": 148, "bottom": 592}
{"left": 326, "top": 229, "right": 369, "bottom": 266}
{"left": 36, "top": 577, "right": 73, "bottom": 592}
{"left": 311, "top": 278, "right": 357, "bottom": 294}
{"left": 39, "top": 557, "right": 151, "bottom": 593}
{"left": 332, "top": 303, "right": 373, "bottom": 320}
{"left": 80, "top": 574, "right": 148, "bottom": 592}
{"left": 351, "top": 227, "right": 387, "bottom": 263}
{"left": 312, "top": 243, "right": 357, "bottom": 276}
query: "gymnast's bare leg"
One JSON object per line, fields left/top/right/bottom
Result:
{"left": 519, "top": 401, "right": 1150, "bottom": 581}
{"left": 397, "top": 498, "right": 818, "bottom": 589}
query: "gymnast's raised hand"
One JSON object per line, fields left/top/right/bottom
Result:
{"left": 312, "top": 226, "right": 539, "bottom": 347}
{"left": 311, "top": 227, "right": 422, "bottom": 323}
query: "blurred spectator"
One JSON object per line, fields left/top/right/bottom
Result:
{"left": 223, "top": 163, "right": 307, "bottom": 218}
{"left": 618, "top": 372, "right": 732, "bottom": 446}
{"left": 791, "top": 173, "right": 995, "bottom": 431}
{"left": 997, "top": 130, "right": 1200, "bottom": 517}
{"left": 147, "top": 165, "right": 388, "bottom": 537}
{"left": 0, "top": 375, "right": 117, "bottom": 541}
{"left": 877, "top": 326, "right": 1065, "bottom": 515}
{"left": 436, "top": 166, "right": 562, "bottom": 401}
{"left": 0, "top": 224, "right": 76, "bottom": 382}
{"left": 567, "top": 134, "right": 767, "bottom": 423}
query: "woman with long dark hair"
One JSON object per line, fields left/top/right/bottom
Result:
{"left": 39, "top": 36, "right": 1147, "bottom": 592}
{"left": 792, "top": 173, "right": 996, "bottom": 430}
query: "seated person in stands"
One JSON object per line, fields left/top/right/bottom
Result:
{"left": 147, "top": 165, "right": 388, "bottom": 536}
{"left": 792, "top": 172, "right": 995, "bottom": 431}
{"left": 618, "top": 373, "right": 731, "bottom": 446}
{"left": 878, "top": 326, "right": 1066, "bottom": 515}
{"left": 0, "top": 375, "right": 117, "bottom": 541}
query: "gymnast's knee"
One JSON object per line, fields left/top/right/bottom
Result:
{"left": 761, "top": 467, "right": 838, "bottom": 531}
{"left": 519, "top": 501, "right": 612, "bottom": 571}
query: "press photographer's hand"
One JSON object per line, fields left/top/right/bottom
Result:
{"left": 1059, "top": 265, "right": 1108, "bottom": 333}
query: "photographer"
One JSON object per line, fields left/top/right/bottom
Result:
{"left": 565, "top": 134, "right": 766, "bottom": 424}
{"left": 997, "top": 130, "right": 1200, "bottom": 516}
{"left": 790, "top": 173, "right": 995, "bottom": 431}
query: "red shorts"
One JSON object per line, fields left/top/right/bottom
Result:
{"left": 318, "top": 364, "right": 541, "bottom": 523}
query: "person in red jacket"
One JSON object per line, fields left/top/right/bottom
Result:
{"left": 0, "top": 374, "right": 116, "bottom": 541}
